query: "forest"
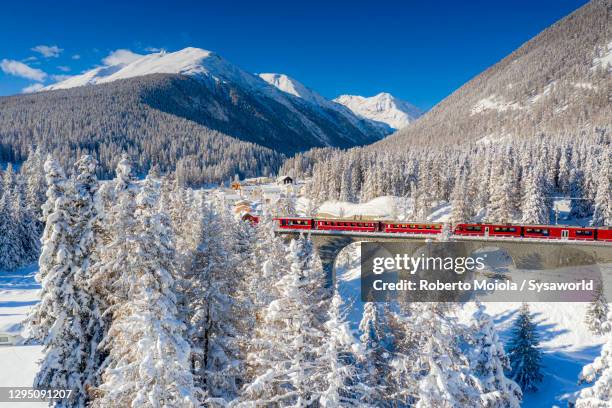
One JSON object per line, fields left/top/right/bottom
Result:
{"left": 0, "top": 151, "right": 607, "bottom": 407}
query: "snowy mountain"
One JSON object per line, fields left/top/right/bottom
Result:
{"left": 373, "top": 0, "right": 611, "bottom": 151}
{"left": 0, "top": 48, "right": 398, "bottom": 182}
{"left": 334, "top": 93, "right": 423, "bottom": 130}
{"left": 39, "top": 48, "right": 390, "bottom": 150}
{"left": 258, "top": 72, "right": 394, "bottom": 133}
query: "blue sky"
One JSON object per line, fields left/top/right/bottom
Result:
{"left": 0, "top": 0, "right": 588, "bottom": 109}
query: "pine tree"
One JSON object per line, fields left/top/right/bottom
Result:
{"left": 0, "top": 192, "right": 24, "bottom": 270}
{"left": 585, "top": 282, "right": 610, "bottom": 336}
{"left": 506, "top": 303, "right": 543, "bottom": 392}
{"left": 413, "top": 303, "right": 480, "bottom": 408}
{"left": 487, "top": 158, "right": 515, "bottom": 223}
{"left": 591, "top": 150, "right": 611, "bottom": 226}
{"left": 199, "top": 199, "right": 245, "bottom": 403}
{"left": 71, "top": 155, "right": 106, "bottom": 396}
{"left": 569, "top": 169, "right": 591, "bottom": 219}
{"left": 315, "top": 291, "right": 370, "bottom": 407}
{"left": 94, "top": 176, "right": 199, "bottom": 407}
{"left": 521, "top": 167, "right": 549, "bottom": 224}
{"left": 24, "top": 157, "right": 95, "bottom": 407}
{"left": 388, "top": 302, "right": 480, "bottom": 407}
{"left": 242, "top": 237, "right": 328, "bottom": 406}
{"left": 576, "top": 312, "right": 612, "bottom": 407}
{"left": 469, "top": 303, "right": 522, "bottom": 407}
{"left": 359, "top": 302, "right": 393, "bottom": 405}
{"left": 450, "top": 170, "right": 471, "bottom": 223}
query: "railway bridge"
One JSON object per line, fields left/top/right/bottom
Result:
{"left": 275, "top": 229, "right": 612, "bottom": 286}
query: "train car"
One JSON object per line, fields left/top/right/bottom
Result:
{"left": 453, "top": 223, "right": 521, "bottom": 237}
{"left": 453, "top": 223, "right": 486, "bottom": 236}
{"left": 275, "top": 217, "right": 314, "bottom": 230}
{"left": 487, "top": 224, "right": 522, "bottom": 238}
{"left": 596, "top": 227, "right": 612, "bottom": 242}
{"left": 522, "top": 225, "right": 597, "bottom": 241}
{"left": 315, "top": 219, "right": 378, "bottom": 232}
{"left": 383, "top": 222, "right": 442, "bottom": 234}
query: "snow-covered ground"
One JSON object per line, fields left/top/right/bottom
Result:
{"left": 335, "top": 243, "right": 609, "bottom": 408}
{"left": 0, "top": 264, "right": 45, "bottom": 407}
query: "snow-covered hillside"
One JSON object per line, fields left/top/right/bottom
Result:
{"left": 7, "top": 47, "right": 396, "bottom": 159}
{"left": 334, "top": 92, "right": 422, "bottom": 130}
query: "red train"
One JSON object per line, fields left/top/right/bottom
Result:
{"left": 274, "top": 217, "right": 612, "bottom": 243}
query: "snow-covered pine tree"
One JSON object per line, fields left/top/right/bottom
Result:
{"left": 521, "top": 166, "right": 550, "bottom": 224}
{"left": 241, "top": 237, "right": 328, "bottom": 407}
{"left": 205, "top": 198, "right": 250, "bottom": 404}
{"left": 88, "top": 154, "right": 139, "bottom": 307}
{"left": 70, "top": 155, "right": 106, "bottom": 397}
{"left": 314, "top": 291, "right": 370, "bottom": 407}
{"left": 94, "top": 176, "right": 199, "bottom": 407}
{"left": 15, "top": 188, "right": 41, "bottom": 264}
{"left": 413, "top": 303, "right": 481, "bottom": 408}
{"left": 576, "top": 312, "right": 612, "bottom": 407}
{"left": 24, "top": 156, "right": 95, "bottom": 407}
{"left": 21, "top": 146, "right": 47, "bottom": 227}
{"left": 487, "top": 157, "right": 516, "bottom": 223}
{"left": 591, "top": 149, "right": 611, "bottom": 226}
{"left": 506, "top": 303, "right": 543, "bottom": 392}
{"left": 388, "top": 302, "right": 480, "bottom": 408}
{"left": 359, "top": 301, "right": 393, "bottom": 405}
{"left": 0, "top": 191, "right": 24, "bottom": 270}
{"left": 450, "top": 169, "right": 471, "bottom": 223}
{"left": 468, "top": 302, "right": 522, "bottom": 408}
{"left": 569, "top": 168, "right": 592, "bottom": 219}
{"left": 585, "top": 281, "right": 610, "bottom": 336}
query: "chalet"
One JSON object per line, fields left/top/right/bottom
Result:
{"left": 277, "top": 175, "right": 294, "bottom": 185}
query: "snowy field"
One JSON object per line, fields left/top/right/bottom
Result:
{"left": 0, "top": 264, "right": 45, "bottom": 407}
{"left": 335, "top": 244, "right": 609, "bottom": 408}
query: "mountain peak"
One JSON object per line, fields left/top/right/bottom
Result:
{"left": 44, "top": 47, "right": 238, "bottom": 91}
{"left": 334, "top": 93, "right": 422, "bottom": 130}
{"left": 257, "top": 73, "right": 327, "bottom": 105}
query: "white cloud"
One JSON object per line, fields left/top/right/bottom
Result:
{"left": 102, "top": 49, "right": 142, "bottom": 66}
{"left": 71, "top": 54, "right": 81, "bottom": 60}
{"left": 57, "top": 65, "right": 71, "bottom": 72}
{"left": 0, "top": 59, "right": 47, "bottom": 81}
{"left": 144, "top": 46, "right": 162, "bottom": 52}
{"left": 22, "top": 83, "right": 44, "bottom": 93}
{"left": 51, "top": 74, "right": 71, "bottom": 82}
{"left": 31, "top": 45, "right": 63, "bottom": 58}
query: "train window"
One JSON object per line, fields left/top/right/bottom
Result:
{"left": 576, "top": 230, "right": 592, "bottom": 236}
{"left": 494, "top": 227, "right": 500, "bottom": 232}
{"left": 509, "top": 228, "right": 516, "bottom": 232}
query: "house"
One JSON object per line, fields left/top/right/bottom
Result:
{"left": 277, "top": 175, "right": 294, "bottom": 185}
{"left": 0, "top": 332, "right": 23, "bottom": 346}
